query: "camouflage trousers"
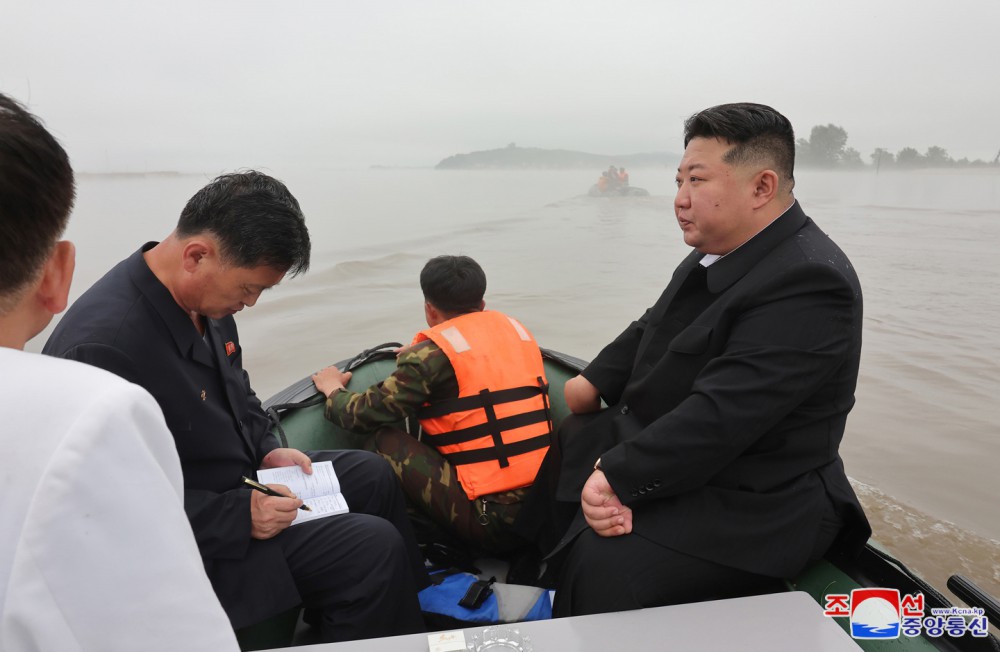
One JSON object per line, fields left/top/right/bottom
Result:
{"left": 367, "top": 426, "right": 530, "bottom": 555}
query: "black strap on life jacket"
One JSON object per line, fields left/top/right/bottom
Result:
{"left": 419, "top": 376, "right": 552, "bottom": 468}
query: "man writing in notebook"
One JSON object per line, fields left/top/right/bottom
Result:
{"left": 44, "top": 171, "right": 429, "bottom": 642}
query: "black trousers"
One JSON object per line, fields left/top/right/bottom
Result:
{"left": 277, "top": 450, "right": 429, "bottom": 642}
{"left": 552, "top": 529, "right": 785, "bottom": 617}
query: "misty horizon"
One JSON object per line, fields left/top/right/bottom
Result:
{"left": 5, "top": 0, "right": 998, "bottom": 175}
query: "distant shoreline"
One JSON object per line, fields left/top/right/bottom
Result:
{"left": 435, "top": 145, "right": 679, "bottom": 170}
{"left": 76, "top": 164, "right": 1000, "bottom": 176}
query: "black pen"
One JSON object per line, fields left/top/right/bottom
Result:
{"left": 242, "top": 476, "right": 312, "bottom": 511}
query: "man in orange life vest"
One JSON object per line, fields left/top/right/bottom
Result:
{"left": 313, "top": 256, "right": 552, "bottom": 554}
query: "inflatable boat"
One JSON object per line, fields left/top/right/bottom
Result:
{"left": 246, "top": 344, "right": 999, "bottom": 651}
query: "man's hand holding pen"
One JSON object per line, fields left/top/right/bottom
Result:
{"left": 248, "top": 481, "right": 304, "bottom": 540}
{"left": 248, "top": 450, "right": 314, "bottom": 539}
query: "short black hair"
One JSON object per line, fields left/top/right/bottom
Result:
{"left": 683, "top": 102, "right": 795, "bottom": 190}
{"left": 0, "top": 94, "right": 75, "bottom": 312}
{"left": 420, "top": 255, "right": 486, "bottom": 315}
{"left": 177, "top": 171, "right": 310, "bottom": 276}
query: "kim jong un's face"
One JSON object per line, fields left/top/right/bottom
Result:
{"left": 674, "top": 136, "right": 760, "bottom": 256}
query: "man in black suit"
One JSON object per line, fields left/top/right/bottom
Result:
{"left": 44, "top": 172, "right": 428, "bottom": 642}
{"left": 552, "top": 103, "right": 871, "bottom": 615}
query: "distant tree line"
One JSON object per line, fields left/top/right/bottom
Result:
{"left": 794, "top": 124, "right": 999, "bottom": 170}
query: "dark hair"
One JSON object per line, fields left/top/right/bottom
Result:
{"left": 177, "top": 171, "right": 310, "bottom": 276}
{"left": 420, "top": 255, "right": 486, "bottom": 315}
{"left": 0, "top": 94, "right": 75, "bottom": 310}
{"left": 683, "top": 102, "right": 795, "bottom": 190}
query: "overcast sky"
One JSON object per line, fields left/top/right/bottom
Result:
{"left": 3, "top": 0, "right": 998, "bottom": 172}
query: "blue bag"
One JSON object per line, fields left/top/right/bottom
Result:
{"left": 418, "top": 571, "right": 552, "bottom": 629}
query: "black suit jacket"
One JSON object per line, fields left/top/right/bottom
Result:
{"left": 560, "top": 201, "right": 870, "bottom": 578}
{"left": 43, "top": 244, "right": 298, "bottom": 627}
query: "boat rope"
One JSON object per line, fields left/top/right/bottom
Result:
{"left": 265, "top": 394, "right": 326, "bottom": 448}
{"left": 343, "top": 342, "right": 403, "bottom": 371}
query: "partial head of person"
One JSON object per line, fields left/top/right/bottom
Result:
{"left": 674, "top": 102, "right": 796, "bottom": 256}
{"left": 420, "top": 255, "right": 486, "bottom": 327}
{"left": 0, "top": 93, "right": 76, "bottom": 349}
{"left": 146, "top": 171, "right": 310, "bottom": 321}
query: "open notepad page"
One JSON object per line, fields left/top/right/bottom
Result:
{"left": 255, "top": 460, "right": 350, "bottom": 525}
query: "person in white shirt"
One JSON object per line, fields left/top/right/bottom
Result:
{"left": 0, "top": 92, "right": 239, "bottom": 652}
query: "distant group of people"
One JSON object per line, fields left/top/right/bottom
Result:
{"left": 596, "top": 164, "right": 629, "bottom": 192}
{"left": 1, "top": 95, "right": 871, "bottom": 651}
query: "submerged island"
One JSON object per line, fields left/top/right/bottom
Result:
{"left": 435, "top": 143, "right": 678, "bottom": 170}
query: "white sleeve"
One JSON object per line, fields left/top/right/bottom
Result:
{"left": 1, "top": 381, "right": 240, "bottom": 652}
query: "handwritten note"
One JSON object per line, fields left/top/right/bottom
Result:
{"left": 256, "top": 460, "right": 349, "bottom": 524}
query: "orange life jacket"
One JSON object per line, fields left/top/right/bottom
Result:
{"left": 412, "top": 310, "right": 551, "bottom": 500}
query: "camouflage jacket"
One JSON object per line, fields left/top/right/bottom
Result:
{"left": 324, "top": 339, "right": 458, "bottom": 433}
